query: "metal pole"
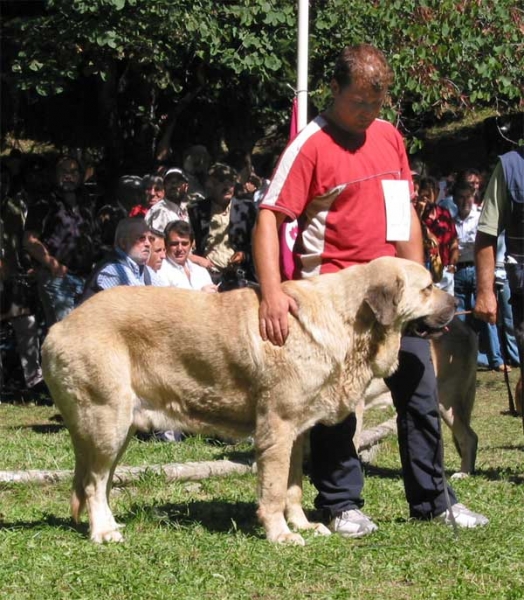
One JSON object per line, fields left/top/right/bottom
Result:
{"left": 297, "top": 0, "right": 309, "bottom": 132}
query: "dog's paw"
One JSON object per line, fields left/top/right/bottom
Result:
{"left": 275, "top": 531, "right": 306, "bottom": 546}
{"left": 91, "top": 529, "right": 125, "bottom": 543}
{"left": 310, "top": 522, "right": 331, "bottom": 536}
{"left": 450, "top": 471, "right": 470, "bottom": 481}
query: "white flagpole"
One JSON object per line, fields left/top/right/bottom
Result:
{"left": 297, "top": 0, "right": 309, "bottom": 132}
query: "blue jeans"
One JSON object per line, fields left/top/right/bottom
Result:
{"left": 506, "top": 264, "right": 524, "bottom": 369}
{"left": 495, "top": 279, "right": 520, "bottom": 366}
{"left": 37, "top": 270, "right": 85, "bottom": 327}
{"left": 454, "top": 265, "right": 504, "bottom": 368}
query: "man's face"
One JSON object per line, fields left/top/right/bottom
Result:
{"left": 206, "top": 177, "right": 236, "bottom": 206}
{"left": 465, "top": 175, "right": 480, "bottom": 193}
{"left": 330, "top": 79, "right": 386, "bottom": 135}
{"left": 147, "top": 235, "right": 166, "bottom": 271}
{"left": 164, "top": 175, "right": 188, "bottom": 204}
{"left": 56, "top": 159, "right": 81, "bottom": 192}
{"left": 123, "top": 226, "right": 151, "bottom": 266}
{"left": 455, "top": 192, "right": 475, "bottom": 219}
{"left": 145, "top": 185, "right": 164, "bottom": 207}
{"left": 166, "top": 232, "right": 192, "bottom": 266}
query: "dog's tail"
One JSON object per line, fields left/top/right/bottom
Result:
{"left": 71, "top": 460, "right": 87, "bottom": 522}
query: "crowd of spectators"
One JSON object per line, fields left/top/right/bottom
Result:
{"left": 0, "top": 144, "right": 519, "bottom": 411}
{"left": 414, "top": 164, "right": 520, "bottom": 372}
{"left": 0, "top": 145, "right": 267, "bottom": 406}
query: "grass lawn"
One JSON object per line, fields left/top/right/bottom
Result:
{"left": 1, "top": 368, "right": 523, "bottom": 600}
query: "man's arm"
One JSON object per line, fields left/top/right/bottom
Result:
{"left": 23, "top": 230, "right": 68, "bottom": 277}
{"left": 394, "top": 205, "right": 425, "bottom": 264}
{"left": 253, "top": 208, "right": 298, "bottom": 346}
{"left": 473, "top": 231, "right": 498, "bottom": 324}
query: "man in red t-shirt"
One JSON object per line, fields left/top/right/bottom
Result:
{"left": 254, "top": 44, "right": 488, "bottom": 537}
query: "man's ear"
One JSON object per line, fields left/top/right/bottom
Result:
{"left": 363, "top": 276, "right": 405, "bottom": 326}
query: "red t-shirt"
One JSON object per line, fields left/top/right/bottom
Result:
{"left": 260, "top": 115, "right": 413, "bottom": 277}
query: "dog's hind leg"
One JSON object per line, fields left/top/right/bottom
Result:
{"left": 70, "top": 403, "right": 135, "bottom": 543}
{"left": 255, "top": 414, "right": 306, "bottom": 545}
{"left": 285, "top": 433, "right": 331, "bottom": 537}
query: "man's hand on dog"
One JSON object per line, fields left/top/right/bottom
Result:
{"left": 259, "top": 287, "right": 298, "bottom": 346}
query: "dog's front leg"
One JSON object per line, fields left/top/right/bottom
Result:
{"left": 255, "top": 415, "right": 305, "bottom": 545}
{"left": 285, "top": 433, "right": 331, "bottom": 537}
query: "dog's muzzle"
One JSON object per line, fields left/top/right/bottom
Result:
{"left": 404, "top": 313, "right": 454, "bottom": 339}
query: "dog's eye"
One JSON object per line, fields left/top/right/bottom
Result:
{"left": 422, "top": 284, "right": 433, "bottom": 296}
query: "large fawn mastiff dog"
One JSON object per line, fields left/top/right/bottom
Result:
{"left": 42, "top": 257, "right": 455, "bottom": 545}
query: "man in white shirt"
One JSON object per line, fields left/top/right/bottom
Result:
{"left": 145, "top": 168, "right": 190, "bottom": 234}
{"left": 159, "top": 220, "right": 217, "bottom": 292}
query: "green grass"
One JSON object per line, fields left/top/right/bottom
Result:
{"left": 1, "top": 369, "right": 523, "bottom": 599}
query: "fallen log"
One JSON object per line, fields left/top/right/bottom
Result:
{"left": 0, "top": 459, "right": 255, "bottom": 486}
{"left": 0, "top": 419, "right": 397, "bottom": 486}
{"left": 358, "top": 416, "right": 397, "bottom": 451}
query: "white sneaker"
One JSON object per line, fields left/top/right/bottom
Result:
{"left": 329, "top": 509, "right": 378, "bottom": 538}
{"left": 434, "top": 503, "right": 489, "bottom": 528}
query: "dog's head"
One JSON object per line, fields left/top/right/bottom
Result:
{"left": 362, "top": 256, "right": 456, "bottom": 335}
{"left": 354, "top": 257, "right": 455, "bottom": 378}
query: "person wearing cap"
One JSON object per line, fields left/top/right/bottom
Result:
{"left": 188, "top": 162, "right": 257, "bottom": 285}
{"left": 144, "top": 168, "right": 190, "bottom": 234}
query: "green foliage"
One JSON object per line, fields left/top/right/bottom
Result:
{"left": 2, "top": 0, "right": 523, "bottom": 163}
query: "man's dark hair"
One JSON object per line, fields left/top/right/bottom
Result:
{"left": 165, "top": 219, "right": 194, "bottom": 243}
{"left": 143, "top": 174, "right": 164, "bottom": 190}
{"left": 452, "top": 182, "right": 475, "bottom": 202}
{"left": 455, "top": 168, "right": 481, "bottom": 187}
{"left": 333, "top": 43, "right": 393, "bottom": 91}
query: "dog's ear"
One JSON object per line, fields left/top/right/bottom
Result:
{"left": 363, "top": 276, "right": 405, "bottom": 326}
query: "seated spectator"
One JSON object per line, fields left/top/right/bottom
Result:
{"left": 145, "top": 168, "right": 190, "bottom": 233}
{"left": 129, "top": 175, "right": 165, "bottom": 217}
{"left": 159, "top": 220, "right": 217, "bottom": 292}
{"left": 415, "top": 176, "right": 458, "bottom": 293}
{"left": 188, "top": 162, "right": 257, "bottom": 285}
{"left": 23, "top": 155, "right": 99, "bottom": 327}
{"left": 146, "top": 229, "right": 168, "bottom": 286}
{"left": 143, "top": 174, "right": 165, "bottom": 209}
{"left": 81, "top": 217, "right": 152, "bottom": 301}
